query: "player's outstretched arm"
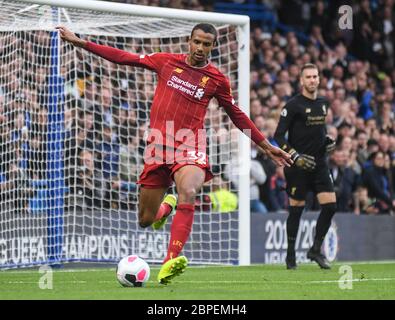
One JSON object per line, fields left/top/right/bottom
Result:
{"left": 56, "top": 25, "right": 132, "bottom": 64}
{"left": 214, "top": 77, "right": 292, "bottom": 167}
{"left": 56, "top": 25, "right": 161, "bottom": 70}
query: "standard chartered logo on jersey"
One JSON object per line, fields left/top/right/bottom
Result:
{"left": 263, "top": 218, "right": 338, "bottom": 264}
{"left": 167, "top": 75, "right": 205, "bottom": 100}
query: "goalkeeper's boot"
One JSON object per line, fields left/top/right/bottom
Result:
{"left": 157, "top": 256, "right": 188, "bottom": 285}
{"left": 152, "top": 194, "right": 177, "bottom": 230}
{"left": 307, "top": 248, "right": 331, "bottom": 269}
{"left": 286, "top": 252, "right": 297, "bottom": 270}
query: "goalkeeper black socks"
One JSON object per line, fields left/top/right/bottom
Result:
{"left": 286, "top": 206, "right": 304, "bottom": 254}
{"left": 312, "top": 202, "right": 336, "bottom": 252}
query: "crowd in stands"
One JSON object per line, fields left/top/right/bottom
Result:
{"left": 248, "top": 0, "right": 395, "bottom": 215}
{"left": 0, "top": 0, "right": 394, "bottom": 215}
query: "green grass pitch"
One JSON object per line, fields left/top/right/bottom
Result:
{"left": 1, "top": 262, "right": 394, "bottom": 300}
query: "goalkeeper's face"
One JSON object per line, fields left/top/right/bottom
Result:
{"left": 188, "top": 29, "right": 215, "bottom": 66}
{"left": 300, "top": 67, "right": 320, "bottom": 94}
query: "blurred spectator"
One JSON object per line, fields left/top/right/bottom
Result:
{"left": 249, "top": 158, "right": 268, "bottom": 214}
{"left": 113, "top": 134, "right": 141, "bottom": 209}
{"left": 355, "top": 186, "right": 379, "bottom": 215}
{"left": 203, "top": 175, "right": 238, "bottom": 213}
{"left": 266, "top": 166, "right": 288, "bottom": 212}
{"left": 0, "top": 161, "right": 32, "bottom": 214}
{"left": 367, "top": 138, "right": 380, "bottom": 157}
{"left": 356, "top": 130, "right": 369, "bottom": 166}
{"left": 95, "top": 124, "right": 120, "bottom": 180}
{"left": 262, "top": 118, "right": 279, "bottom": 146}
{"left": 116, "top": 106, "right": 138, "bottom": 145}
{"left": 96, "top": 87, "right": 116, "bottom": 128}
{"left": 329, "top": 148, "right": 360, "bottom": 213}
{"left": 119, "top": 136, "right": 140, "bottom": 183}
{"left": 73, "top": 149, "right": 110, "bottom": 210}
{"left": 2, "top": 0, "right": 395, "bottom": 216}
{"left": 224, "top": 153, "right": 268, "bottom": 214}
{"left": 362, "top": 151, "right": 395, "bottom": 214}
{"left": 111, "top": 176, "right": 137, "bottom": 210}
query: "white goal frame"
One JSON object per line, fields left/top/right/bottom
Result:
{"left": 9, "top": 0, "right": 251, "bottom": 266}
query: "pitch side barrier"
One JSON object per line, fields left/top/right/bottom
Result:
{"left": 251, "top": 212, "right": 395, "bottom": 263}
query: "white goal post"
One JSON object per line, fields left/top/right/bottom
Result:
{"left": 0, "top": 0, "right": 251, "bottom": 268}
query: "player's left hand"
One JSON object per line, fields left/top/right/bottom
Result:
{"left": 259, "top": 140, "right": 293, "bottom": 167}
{"left": 325, "top": 135, "right": 336, "bottom": 153}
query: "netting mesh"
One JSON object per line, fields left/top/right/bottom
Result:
{"left": 0, "top": 0, "right": 243, "bottom": 268}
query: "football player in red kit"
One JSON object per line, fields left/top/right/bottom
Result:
{"left": 57, "top": 23, "right": 292, "bottom": 284}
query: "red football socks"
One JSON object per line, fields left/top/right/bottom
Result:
{"left": 154, "top": 202, "right": 172, "bottom": 222}
{"left": 163, "top": 203, "right": 195, "bottom": 263}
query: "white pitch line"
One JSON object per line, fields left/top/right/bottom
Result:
{"left": 2, "top": 278, "right": 395, "bottom": 285}
{"left": 2, "top": 280, "right": 88, "bottom": 284}
{"left": 274, "top": 278, "right": 395, "bottom": 284}
{"left": 159, "top": 278, "right": 395, "bottom": 284}
{"left": 104, "top": 278, "right": 395, "bottom": 284}
{"left": 1, "top": 268, "right": 116, "bottom": 274}
{"left": 10, "top": 279, "right": 395, "bottom": 284}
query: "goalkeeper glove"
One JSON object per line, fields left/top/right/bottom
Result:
{"left": 295, "top": 154, "right": 316, "bottom": 171}
{"left": 289, "top": 149, "right": 316, "bottom": 171}
{"left": 325, "top": 135, "right": 336, "bottom": 154}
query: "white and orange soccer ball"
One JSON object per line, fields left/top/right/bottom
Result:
{"left": 116, "top": 255, "right": 150, "bottom": 287}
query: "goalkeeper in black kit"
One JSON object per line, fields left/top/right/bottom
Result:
{"left": 274, "top": 63, "right": 337, "bottom": 270}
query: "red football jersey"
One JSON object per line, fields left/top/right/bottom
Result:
{"left": 85, "top": 42, "right": 265, "bottom": 157}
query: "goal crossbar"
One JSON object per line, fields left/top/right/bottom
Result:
{"left": 14, "top": 0, "right": 250, "bottom": 25}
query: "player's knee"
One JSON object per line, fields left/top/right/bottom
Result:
{"left": 138, "top": 208, "right": 154, "bottom": 228}
{"left": 178, "top": 186, "right": 197, "bottom": 203}
{"left": 289, "top": 198, "right": 305, "bottom": 207}
{"left": 138, "top": 216, "right": 152, "bottom": 228}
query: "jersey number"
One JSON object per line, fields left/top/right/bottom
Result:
{"left": 187, "top": 151, "right": 206, "bottom": 165}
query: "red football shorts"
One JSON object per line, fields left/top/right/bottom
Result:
{"left": 137, "top": 150, "right": 213, "bottom": 189}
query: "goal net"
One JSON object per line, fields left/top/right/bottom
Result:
{"left": 0, "top": 0, "right": 250, "bottom": 268}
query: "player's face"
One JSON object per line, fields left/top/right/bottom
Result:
{"left": 300, "top": 68, "right": 320, "bottom": 94}
{"left": 188, "top": 29, "right": 215, "bottom": 66}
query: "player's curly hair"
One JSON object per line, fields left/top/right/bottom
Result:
{"left": 191, "top": 23, "right": 218, "bottom": 44}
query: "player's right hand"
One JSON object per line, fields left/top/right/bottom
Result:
{"left": 55, "top": 26, "right": 86, "bottom": 48}
{"left": 258, "top": 139, "right": 293, "bottom": 167}
{"left": 294, "top": 154, "right": 316, "bottom": 171}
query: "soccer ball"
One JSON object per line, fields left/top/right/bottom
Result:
{"left": 116, "top": 255, "right": 150, "bottom": 287}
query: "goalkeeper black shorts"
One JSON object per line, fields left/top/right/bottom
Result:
{"left": 284, "top": 163, "right": 334, "bottom": 200}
